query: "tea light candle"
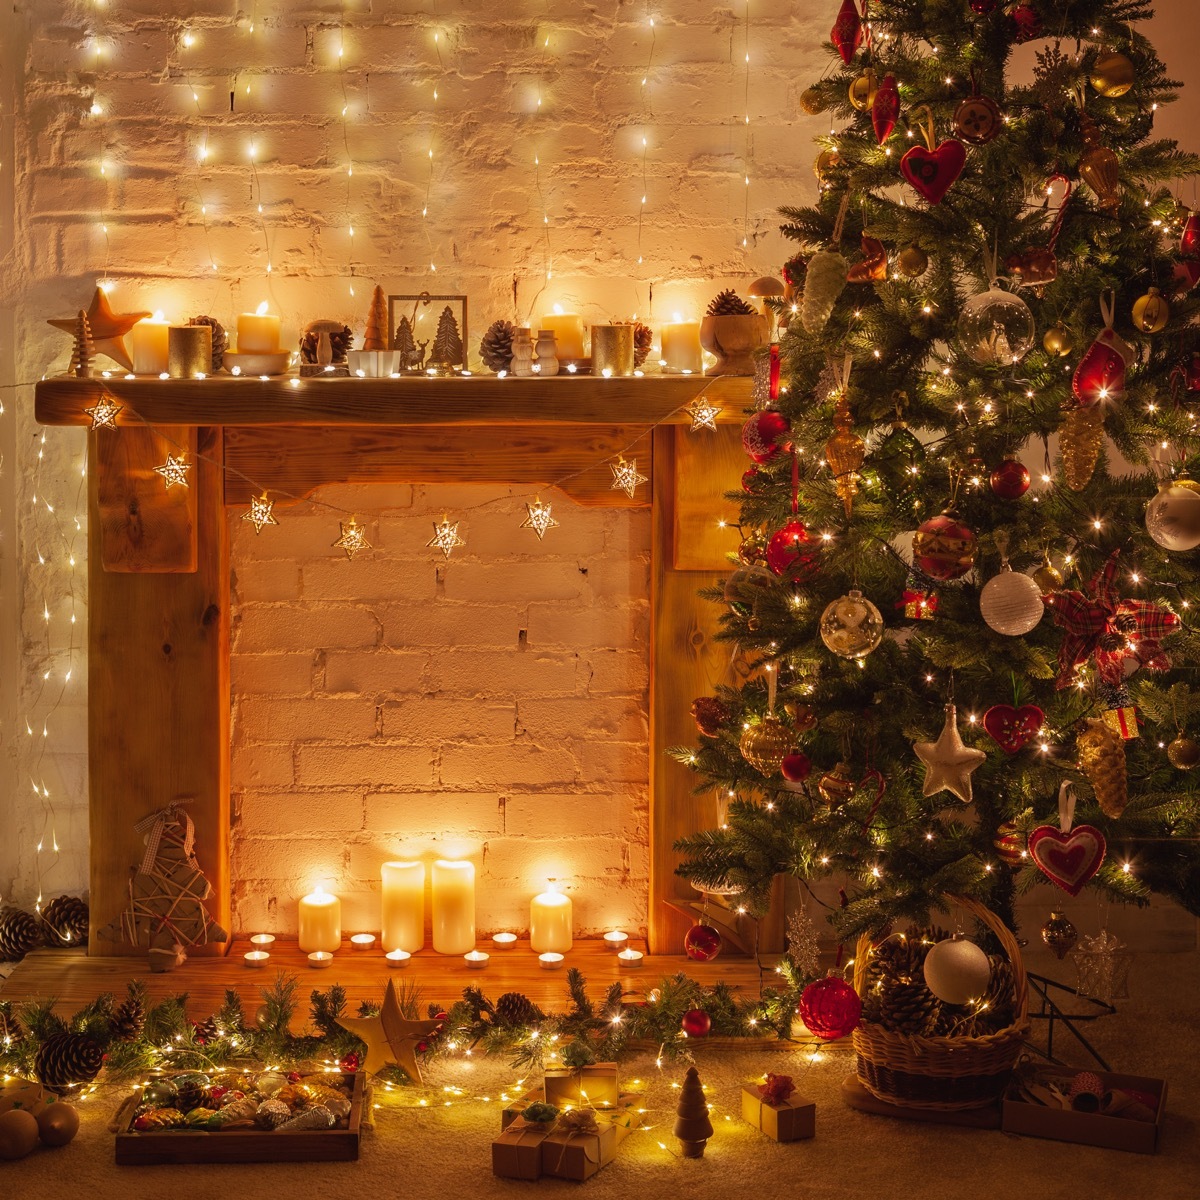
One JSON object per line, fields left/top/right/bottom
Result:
{"left": 661, "top": 314, "right": 702, "bottom": 374}
{"left": 539, "top": 952, "right": 565, "bottom": 970}
{"left": 249, "top": 933, "right": 275, "bottom": 948}
{"left": 131, "top": 312, "right": 170, "bottom": 375}
{"left": 432, "top": 859, "right": 475, "bottom": 954}
{"left": 386, "top": 949, "right": 412, "bottom": 968}
{"left": 603, "top": 931, "right": 629, "bottom": 951}
{"left": 540, "top": 306, "right": 585, "bottom": 360}
{"left": 464, "top": 950, "right": 490, "bottom": 968}
{"left": 307, "top": 951, "right": 334, "bottom": 969}
{"left": 492, "top": 932, "right": 518, "bottom": 950}
{"left": 298, "top": 885, "right": 341, "bottom": 953}
{"left": 530, "top": 879, "right": 573, "bottom": 954}
{"left": 381, "top": 860, "right": 425, "bottom": 952}
{"left": 243, "top": 950, "right": 270, "bottom": 968}
{"left": 238, "top": 301, "right": 282, "bottom": 353}
{"left": 617, "top": 948, "right": 644, "bottom": 967}
{"left": 350, "top": 933, "right": 376, "bottom": 951}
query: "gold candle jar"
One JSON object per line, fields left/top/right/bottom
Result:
{"left": 167, "top": 325, "right": 213, "bottom": 378}
{"left": 590, "top": 324, "right": 635, "bottom": 377}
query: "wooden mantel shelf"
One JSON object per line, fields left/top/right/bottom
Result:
{"left": 35, "top": 373, "right": 752, "bottom": 428}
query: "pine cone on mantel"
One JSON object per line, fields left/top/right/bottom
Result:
{"left": 480, "top": 319, "right": 516, "bottom": 373}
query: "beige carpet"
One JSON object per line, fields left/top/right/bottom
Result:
{"left": 3, "top": 948, "right": 1196, "bottom": 1200}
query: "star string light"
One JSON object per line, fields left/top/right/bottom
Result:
{"left": 153, "top": 453, "right": 191, "bottom": 490}
{"left": 428, "top": 516, "right": 466, "bottom": 558}
{"left": 333, "top": 516, "right": 371, "bottom": 560}
{"left": 521, "top": 496, "right": 560, "bottom": 540}
{"left": 686, "top": 398, "right": 722, "bottom": 432}
{"left": 610, "top": 456, "right": 649, "bottom": 498}
{"left": 83, "top": 395, "right": 122, "bottom": 430}
{"left": 242, "top": 492, "right": 278, "bottom": 535}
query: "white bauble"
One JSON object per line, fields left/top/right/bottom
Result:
{"left": 957, "top": 287, "right": 1036, "bottom": 365}
{"left": 1145, "top": 479, "right": 1200, "bottom": 552}
{"left": 819, "top": 589, "right": 885, "bottom": 659}
{"left": 922, "top": 935, "right": 992, "bottom": 1005}
{"left": 980, "top": 566, "right": 1045, "bottom": 636}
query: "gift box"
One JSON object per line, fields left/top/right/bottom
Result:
{"left": 544, "top": 1062, "right": 620, "bottom": 1109}
{"left": 741, "top": 1086, "right": 815, "bottom": 1142}
{"left": 0, "top": 1079, "right": 56, "bottom": 1117}
{"left": 541, "top": 1119, "right": 617, "bottom": 1182}
{"left": 502, "top": 1087, "right": 644, "bottom": 1139}
{"left": 491, "top": 1117, "right": 555, "bottom": 1180}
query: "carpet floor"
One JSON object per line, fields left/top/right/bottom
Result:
{"left": 3, "top": 947, "right": 1196, "bottom": 1200}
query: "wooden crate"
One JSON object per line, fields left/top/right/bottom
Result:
{"left": 114, "top": 1072, "right": 365, "bottom": 1165}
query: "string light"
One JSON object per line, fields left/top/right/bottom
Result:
{"left": 242, "top": 493, "right": 278, "bottom": 535}
{"left": 635, "top": 8, "right": 657, "bottom": 273}
{"left": 686, "top": 399, "right": 722, "bottom": 432}
{"left": 427, "top": 516, "right": 466, "bottom": 559}
{"left": 83, "top": 395, "right": 122, "bottom": 430}
{"left": 153, "top": 453, "right": 191, "bottom": 490}
{"left": 740, "top": 1, "right": 753, "bottom": 254}
{"left": 521, "top": 497, "right": 559, "bottom": 540}
{"left": 610, "top": 456, "right": 649, "bottom": 498}
{"left": 333, "top": 516, "right": 371, "bottom": 560}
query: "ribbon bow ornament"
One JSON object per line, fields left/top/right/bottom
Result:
{"left": 758, "top": 1073, "right": 796, "bottom": 1106}
{"left": 557, "top": 1108, "right": 601, "bottom": 1137}
{"left": 134, "top": 799, "right": 196, "bottom": 876}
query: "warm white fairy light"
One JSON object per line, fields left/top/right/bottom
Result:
{"left": 610, "top": 456, "right": 649, "bottom": 498}
{"left": 740, "top": 0, "right": 753, "bottom": 254}
{"left": 531, "top": 23, "right": 555, "bottom": 282}
{"left": 336, "top": 3, "right": 358, "bottom": 295}
{"left": 635, "top": 8, "right": 656, "bottom": 270}
{"left": 686, "top": 399, "right": 722, "bottom": 432}
{"left": 83, "top": 395, "right": 122, "bottom": 430}
{"left": 242, "top": 493, "right": 278, "bottom": 535}
{"left": 521, "top": 497, "right": 560, "bottom": 540}
{"left": 333, "top": 516, "right": 371, "bottom": 560}
{"left": 154, "top": 453, "right": 191, "bottom": 490}
{"left": 427, "top": 516, "right": 466, "bottom": 558}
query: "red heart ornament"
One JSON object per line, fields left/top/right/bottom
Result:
{"left": 900, "top": 140, "right": 966, "bottom": 205}
{"left": 1028, "top": 824, "right": 1107, "bottom": 896}
{"left": 982, "top": 704, "right": 1044, "bottom": 755}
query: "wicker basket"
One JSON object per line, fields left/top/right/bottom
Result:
{"left": 851, "top": 894, "right": 1029, "bottom": 1111}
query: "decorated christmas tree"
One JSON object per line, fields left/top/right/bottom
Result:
{"left": 674, "top": 0, "right": 1200, "bottom": 941}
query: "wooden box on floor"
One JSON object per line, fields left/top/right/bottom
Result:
{"left": 114, "top": 1072, "right": 365, "bottom": 1165}
{"left": 741, "top": 1086, "right": 815, "bottom": 1142}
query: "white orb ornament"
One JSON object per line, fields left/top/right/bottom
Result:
{"left": 980, "top": 564, "right": 1045, "bottom": 636}
{"left": 1145, "top": 477, "right": 1200, "bottom": 552}
{"left": 957, "top": 287, "right": 1036, "bottom": 365}
{"left": 922, "top": 934, "right": 992, "bottom": 1005}
{"left": 820, "top": 588, "right": 884, "bottom": 659}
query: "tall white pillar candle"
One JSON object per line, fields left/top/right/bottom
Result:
{"left": 131, "top": 312, "right": 171, "bottom": 375}
{"left": 660, "top": 316, "right": 702, "bottom": 373}
{"left": 381, "top": 860, "right": 425, "bottom": 952}
{"left": 431, "top": 859, "right": 475, "bottom": 954}
{"left": 530, "top": 880, "right": 573, "bottom": 954}
{"left": 298, "top": 886, "right": 341, "bottom": 953}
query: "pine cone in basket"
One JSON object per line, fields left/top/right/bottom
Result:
{"left": 188, "top": 315, "right": 227, "bottom": 372}
{"left": 35, "top": 1030, "right": 104, "bottom": 1091}
{"left": 632, "top": 321, "right": 653, "bottom": 368}
{"left": 479, "top": 319, "right": 516, "bottom": 373}
{"left": 707, "top": 289, "right": 756, "bottom": 317}
{"left": 0, "top": 907, "right": 41, "bottom": 961}
{"left": 494, "top": 991, "right": 545, "bottom": 1028}
{"left": 876, "top": 978, "right": 941, "bottom": 1036}
{"left": 111, "top": 994, "right": 146, "bottom": 1043}
{"left": 40, "top": 894, "right": 88, "bottom": 948}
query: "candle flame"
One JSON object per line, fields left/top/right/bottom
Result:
{"left": 146, "top": 310, "right": 166, "bottom": 323}
{"left": 673, "top": 312, "right": 684, "bottom": 322}
{"left": 255, "top": 300, "right": 269, "bottom": 316}
{"left": 552, "top": 303, "right": 564, "bottom": 315}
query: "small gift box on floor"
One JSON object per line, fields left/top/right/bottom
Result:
{"left": 544, "top": 1061, "right": 620, "bottom": 1109}
{"left": 742, "top": 1074, "right": 815, "bottom": 1143}
{"left": 540, "top": 1109, "right": 618, "bottom": 1182}
{"left": 492, "top": 1115, "right": 557, "bottom": 1180}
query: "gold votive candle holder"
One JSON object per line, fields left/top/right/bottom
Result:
{"left": 590, "top": 324, "right": 635, "bottom": 377}
{"left": 167, "top": 324, "right": 212, "bottom": 379}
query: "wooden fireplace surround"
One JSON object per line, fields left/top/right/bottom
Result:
{"left": 35, "top": 374, "right": 782, "bottom": 956}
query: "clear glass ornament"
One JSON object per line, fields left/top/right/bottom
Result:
{"left": 819, "top": 588, "right": 884, "bottom": 659}
{"left": 957, "top": 287, "right": 1036, "bottom": 365}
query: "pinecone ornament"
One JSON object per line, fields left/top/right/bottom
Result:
{"left": 707, "top": 289, "right": 756, "bottom": 316}
{"left": 0, "top": 1006, "right": 24, "bottom": 1045}
{"left": 691, "top": 696, "right": 729, "bottom": 737}
{"left": 479, "top": 319, "right": 516, "bottom": 373}
{"left": 1077, "top": 717, "right": 1128, "bottom": 817}
{"left": 188, "top": 316, "right": 228, "bottom": 372}
{"left": 494, "top": 992, "right": 545, "bottom": 1028}
{"left": 877, "top": 978, "right": 941, "bottom": 1035}
{"left": 35, "top": 1030, "right": 104, "bottom": 1090}
{"left": 632, "top": 321, "right": 653, "bottom": 368}
{"left": 1061, "top": 405, "right": 1104, "bottom": 491}
{"left": 0, "top": 907, "right": 42, "bottom": 961}
{"left": 194, "top": 1016, "right": 220, "bottom": 1044}
{"left": 40, "top": 895, "right": 89, "bottom": 948}
{"left": 111, "top": 995, "right": 146, "bottom": 1043}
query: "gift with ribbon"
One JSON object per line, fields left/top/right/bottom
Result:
{"left": 541, "top": 1107, "right": 618, "bottom": 1182}
{"left": 741, "top": 1073, "right": 815, "bottom": 1142}
{"left": 544, "top": 1061, "right": 620, "bottom": 1109}
{"left": 491, "top": 1114, "right": 557, "bottom": 1180}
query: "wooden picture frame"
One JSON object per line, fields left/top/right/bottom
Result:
{"left": 387, "top": 292, "right": 468, "bottom": 373}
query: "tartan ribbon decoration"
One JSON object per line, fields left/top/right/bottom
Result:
{"left": 1044, "top": 552, "right": 1179, "bottom": 689}
{"left": 134, "top": 800, "right": 196, "bottom": 876}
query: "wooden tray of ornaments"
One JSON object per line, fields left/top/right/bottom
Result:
{"left": 115, "top": 1070, "right": 365, "bottom": 1165}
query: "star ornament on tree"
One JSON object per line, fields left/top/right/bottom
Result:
{"left": 914, "top": 703, "right": 987, "bottom": 803}
{"left": 48, "top": 287, "right": 150, "bottom": 371}
{"left": 333, "top": 517, "right": 371, "bottom": 560}
{"left": 686, "top": 399, "right": 722, "bottom": 432}
{"left": 242, "top": 493, "right": 278, "bottom": 535}
{"left": 610, "top": 456, "right": 648, "bottom": 498}
{"left": 153, "top": 453, "right": 191, "bottom": 490}
{"left": 428, "top": 516, "right": 466, "bottom": 558}
{"left": 333, "top": 979, "right": 443, "bottom": 1082}
{"left": 1044, "top": 552, "right": 1180, "bottom": 689}
{"left": 521, "top": 496, "right": 559, "bottom": 540}
{"left": 83, "top": 395, "right": 123, "bottom": 430}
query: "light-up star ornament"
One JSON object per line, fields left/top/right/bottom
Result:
{"left": 521, "top": 497, "right": 559, "bottom": 540}
{"left": 333, "top": 516, "right": 371, "bottom": 560}
{"left": 686, "top": 398, "right": 722, "bottom": 432}
{"left": 83, "top": 395, "right": 123, "bottom": 430}
{"left": 428, "top": 516, "right": 466, "bottom": 558}
{"left": 610, "top": 456, "right": 648, "bottom": 498}
{"left": 913, "top": 704, "right": 987, "bottom": 804}
{"left": 333, "top": 979, "right": 444, "bottom": 1082}
{"left": 242, "top": 493, "right": 278, "bottom": 535}
{"left": 153, "top": 453, "right": 191, "bottom": 490}
{"left": 48, "top": 287, "right": 150, "bottom": 371}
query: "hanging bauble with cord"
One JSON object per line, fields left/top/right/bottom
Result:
{"left": 1090, "top": 51, "right": 1136, "bottom": 98}
{"left": 896, "top": 244, "right": 929, "bottom": 278}
{"left": 958, "top": 285, "right": 1036, "bottom": 365}
{"left": 872, "top": 73, "right": 900, "bottom": 143}
{"left": 980, "top": 555, "right": 1045, "bottom": 637}
{"left": 820, "top": 589, "right": 884, "bottom": 659}
{"left": 742, "top": 409, "right": 790, "bottom": 462}
{"left": 781, "top": 751, "right": 812, "bottom": 782}
{"left": 1131, "top": 287, "right": 1169, "bottom": 333}
{"left": 1078, "top": 114, "right": 1121, "bottom": 212}
{"left": 953, "top": 78, "right": 1002, "bottom": 146}
{"left": 740, "top": 716, "right": 793, "bottom": 775}
{"left": 990, "top": 459, "right": 1030, "bottom": 499}
{"left": 913, "top": 512, "right": 977, "bottom": 581}
{"left": 824, "top": 373, "right": 865, "bottom": 517}
{"left": 1168, "top": 734, "right": 1200, "bottom": 770}
{"left": 1145, "top": 476, "right": 1200, "bottom": 551}
{"left": 817, "top": 761, "right": 857, "bottom": 807}
{"left": 683, "top": 923, "right": 723, "bottom": 962}
{"left": 848, "top": 66, "right": 878, "bottom": 112}
{"left": 798, "top": 972, "right": 861, "bottom": 1040}
{"left": 1008, "top": 4, "right": 1042, "bottom": 43}
{"left": 1043, "top": 320, "right": 1075, "bottom": 357}
{"left": 766, "top": 519, "right": 819, "bottom": 583}
{"left": 1041, "top": 911, "right": 1079, "bottom": 960}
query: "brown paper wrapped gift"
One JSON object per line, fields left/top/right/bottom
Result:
{"left": 491, "top": 1116, "right": 555, "bottom": 1180}
{"left": 503, "top": 1087, "right": 645, "bottom": 1138}
{"left": 741, "top": 1085, "right": 815, "bottom": 1142}
{"left": 541, "top": 1110, "right": 617, "bottom": 1182}
{"left": 544, "top": 1061, "right": 620, "bottom": 1109}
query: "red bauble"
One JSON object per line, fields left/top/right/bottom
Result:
{"left": 798, "top": 974, "right": 862, "bottom": 1041}
{"left": 742, "top": 410, "right": 790, "bottom": 463}
{"left": 741, "top": 466, "right": 759, "bottom": 492}
{"left": 340, "top": 1052, "right": 360, "bottom": 1073}
{"left": 872, "top": 74, "right": 900, "bottom": 145}
{"left": 683, "top": 923, "right": 723, "bottom": 962}
{"left": 781, "top": 751, "right": 812, "bottom": 782}
{"left": 766, "top": 519, "right": 819, "bottom": 582}
{"left": 900, "top": 139, "right": 967, "bottom": 205}
{"left": 830, "top": 0, "right": 862, "bottom": 65}
{"left": 990, "top": 459, "right": 1030, "bottom": 499}
{"left": 681, "top": 1008, "right": 712, "bottom": 1038}
{"left": 912, "top": 513, "right": 977, "bottom": 581}
{"left": 969, "top": 0, "right": 998, "bottom": 12}
{"left": 1009, "top": 4, "right": 1042, "bottom": 42}
{"left": 1072, "top": 335, "right": 1127, "bottom": 405}
{"left": 1181, "top": 210, "right": 1200, "bottom": 259}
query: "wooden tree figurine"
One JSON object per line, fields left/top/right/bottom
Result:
{"left": 363, "top": 285, "right": 389, "bottom": 352}
{"left": 428, "top": 304, "right": 464, "bottom": 370}
{"left": 69, "top": 309, "right": 95, "bottom": 378}
{"left": 674, "top": 1066, "right": 713, "bottom": 1158}
{"left": 394, "top": 315, "right": 422, "bottom": 370}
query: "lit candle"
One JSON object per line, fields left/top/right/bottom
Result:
{"left": 539, "top": 952, "right": 565, "bottom": 970}
{"left": 464, "top": 949, "right": 490, "bottom": 968}
{"left": 431, "top": 859, "right": 475, "bottom": 954}
{"left": 131, "top": 312, "right": 171, "bottom": 375}
{"left": 381, "top": 860, "right": 425, "bottom": 952}
{"left": 298, "top": 885, "right": 341, "bottom": 953}
{"left": 530, "top": 879, "right": 573, "bottom": 954}
{"left": 492, "top": 932, "right": 518, "bottom": 950}
{"left": 243, "top": 950, "right": 270, "bottom": 968}
{"left": 249, "top": 933, "right": 275, "bottom": 948}
{"left": 386, "top": 949, "right": 412, "bottom": 968}
{"left": 237, "top": 301, "right": 282, "bottom": 353}
{"left": 603, "top": 931, "right": 629, "bottom": 951}
{"left": 350, "top": 933, "right": 376, "bottom": 951}
{"left": 307, "top": 951, "right": 333, "bottom": 969}
{"left": 540, "top": 305, "right": 585, "bottom": 361}
{"left": 617, "top": 948, "right": 644, "bottom": 967}
{"left": 661, "top": 314, "right": 702, "bottom": 373}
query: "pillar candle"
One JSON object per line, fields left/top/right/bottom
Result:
{"left": 661, "top": 316, "right": 702, "bottom": 373}
{"left": 540, "top": 308, "right": 585, "bottom": 360}
{"left": 530, "top": 880, "right": 573, "bottom": 954}
{"left": 381, "top": 860, "right": 425, "bottom": 952}
{"left": 431, "top": 859, "right": 475, "bottom": 954}
{"left": 237, "top": 301, "right": 282, "bottom": 353}
{"left": 131, "top": 312, "right": 170, "bottom": 375}
{"left": 298, "top": 886, "right": 341, "bottom": 953}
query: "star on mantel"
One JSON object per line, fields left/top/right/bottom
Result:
{"left": 686, "top": 398, "right": 722, "bottom": 432}
{"left": 427, "top": 516, "right": 466, "bottom": 558}
{"left": 48, "top": 287, "right": 150, "bottom": 371}
{"left": 83, "top": 394, "right": 123, "bottom": 430}
{"left": 153, "top": 453, "right": 191, "bottom": 490}
{"left": 521, "top": 496, "right": 559, "bottom": 540}
{"left": 242, "top": 493, "right": 278, "bottom": 535}
{"left": 610, "top": 456, "right": 648, "bottom": 498}
{"left": 913, "top": 703, "right": 987, "bottom": 804}
{"left": 333, "top": 516, "right": 371, "bottom": 560}
{"left": 333, "top": 979, "right": 444, "bottom": 1082}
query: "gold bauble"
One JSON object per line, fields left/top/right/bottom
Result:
{"left": 848, "top": 68, "right": 878, "bottom": 112}
{"left": 739, "top": 716, "right": 793, "bottom": 776}
{"left": 994, "top": 821, "right": 1027, "bottom": 869}
{"left": 800, "top": 86, "right": 827, "bottom": 115}
{"left": 1131, "top": 287, "right": 1169, "bottom": 334}
{"left": 896, "top": 244, "right": 929, "bottom": 278}
{"left": 1043, "top": 321, "right": 1075, "bottom": 357}
{"left": 784, "top": 702, "right": 818, "bottom": 734}
{"left": 814, "top": 148, "right": 841, "bottom": 186}
{"left": 1090, "top": 51, "right": 1136, "bottom": 98}
{"left": 1079, "top": 114, "right": 1120, "bottom": 212}
{"left": 1167, "top": 734, "right": 1200, "bottom": 770}
{"left": 738, "top": 529, "right": 770, "bottom": 566}
{"left": 1033, "top": 552, "right": 1065, "bottom": 593}
{"left": 1041, "top": 912, "right": 1079, "bottom": 961}
{"left": 817, "top": 761, "right": 857, "bottom": 807}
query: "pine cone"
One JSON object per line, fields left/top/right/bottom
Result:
{"left": 194, "top": 1017, "right": 219, "bottom": 1044}
{"left": 41, "top": 895, "right": 88, "bottom": 948}
{"left": 876, "top": 978, "right": 941, "bottom": 1035}
{"left": 111, "top": 996, "right": 145, "bottom": 1042}
{"left": 632, "top": 321, "right": 653, "bottom": 368}
{"left": 188, "top": 316, "right": 228, "bottom": 372}
{"left": 0, "top": 907, "right": 41, "bottom": 961}
{"left": 494, "top": 992, "right": 545, "bottom": 1028}
{"left": 35, "top": 1030, "right": 104, "bottom": 1091}
{"left": 707, "top": 289, "right": 756, "bottom": 317}
{"left": 1077, "top": 717, "right": 1128, "bottom": 818}
{"left": 691, "top": 696, "right": 729, "bottom": 738}
{"left": 980, "top": 955, "right": 1015, "bottom": 1032}
{"left": 0, "top": 1007, "right": 23, "bottom": 1044}
{"left": 480, "top": 320, "right": 516, "bottom": 373}
{"left": 300, "top": 321, "right": 353, "bottom": 364}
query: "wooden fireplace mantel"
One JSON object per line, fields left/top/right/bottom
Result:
{"left": 36, "top": 373, "right": 782, "bottom": 956}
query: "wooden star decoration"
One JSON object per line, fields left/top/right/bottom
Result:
{"left": 83, "top": 395, "right": 123, "bottom": 430}
{"left": 242, "top": 493, "right": 278, "bottom": 534}
{"left": 428, "top": 517, "right": 466, "bottom": 558}
{"left": 610, "top": 456, "right": 648, "bottom": 498}
{"left": 153, "top": 453, "right": 191, "bottom": 490}
{"left": 333, "top": 517, "right": 371, "bottom": 560}
{"left": 686, "top": 399, "right": 722, "bottom": 432}
{"left": 334, "top": 979, "right": 443, "bottom": 1082}
{"left": 521, "top": 497, "right": 559, "bottom": 540}
{"left": 913, "top": 703, "right": 987, "bottom": 803}
{"left": 48, "top": 287, "right": 150, "bottom": 371}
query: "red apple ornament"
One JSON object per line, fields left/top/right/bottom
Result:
{"left": 781, "top": 751, "right": 812, "bottom": 782}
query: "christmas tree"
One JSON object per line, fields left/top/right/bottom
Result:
{"left": 674, "top": 1, "right": 1200, "bottom": 941}
{"left": 363, "top": 284, "right": 389, "bottom": 352}
{"left": 674, "top": 1066, "right": 713, "bottom": 1157}
{"left": 428, "top": 305, "right": 465, "bottom": 369}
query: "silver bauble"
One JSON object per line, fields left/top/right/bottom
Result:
{"left": 922, "top": 934, "right": 992, "bottom": 1005}
{"left": 819, "top": 588, "right": 884, "bottom": 659}
{"left": 1145, "top": 478, "right": 1200, "bottom": 552}
{"left": 980, "top": 565, "right": 1045, "bottom": 635}
{"left": 957, "top": 287, "right": 1036, "bottom": 365}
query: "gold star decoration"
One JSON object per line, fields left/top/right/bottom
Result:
{"left": 428, "top": 516, "right": 466, "bottom": 558}
{"left": 333, "top": 516, "right": 371, "bottom": 560}
{"left": 242, "top": 493, "right": 278, "bottom": 535}
{"left": 521, "top": 496, "right": 559, "bottom": 540}
{"left": 686, "top": 399, "right": 722, "bottom": 432}
{"left": 333, "top": 979, "right": 444, "bottom": 1082}
{"left": 48, "top": 287, "right": 150, "bottom": 371}
{"left": 83, "top": 394, "right": 123, "bottom": 430}
{"left": 913, "top": 703, "right": 988, "bottom": 804}
{"left": 153, "top": 453, "right": 191, "bottom": 490}
{"left": 610, "top": 456, "right": 648, "bottom": 498}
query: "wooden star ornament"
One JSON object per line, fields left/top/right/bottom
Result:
{"left": 914, "top": 703, "right": 987, "bottom": 804}
{"left": 48, "top": 287, "right": 151, "bottom": 371}
{"left": 334, "top": 979, "right": 443, "bottom": 1082}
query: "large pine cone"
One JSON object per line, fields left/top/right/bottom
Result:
{"left": 707, "top": 288, "right": 755, "bottom": 316}
{"left": 194, "top": 1017, "right": 220, "bottom": 1044}
{"left": 979, "top": 955, "right": 1016, "bottom": 1032}
{"left": 0, "top": 1007, "right": 23, "bottom": 1044}
{"left": 494, "top": 992, "right": 545, "bottom": 1028}
{"left": 41, "top": 895, "right": 88, "bottom": 948}
{"left": 632, "top": 321, "right": 653, "bottom": 367}
{"left": 111, "top": 996, "right": 146, "bottom": 1043}
{"left": 35, "top": 1031, "right": 104, "bottom": 1090}
{"left": 0, "top": 907, "right": 41, "bottom": 961}
{"left": 480, "top": 319, "right": 515, "bottom": 373}
{"left": 876, "top": 979, "right": 941, "bottom": 1035}
{"left": 188, "top": 315, "right": 228, "bottom": 371}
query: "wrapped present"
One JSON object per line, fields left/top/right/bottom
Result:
{"left": 544, "top": 1062, "right": 619, "bottom": 1109}
{"left": 741, "top": 1075, "right": 815, "bottom": 1143}
{"left": 1102, "top": 704, "right": 1139, "bottom": 740}
{"left": 541, "top": 1109, "right": 617, "bottom": 1182}
{"left": 491, "top": 1116, "right": 555, "bottom": 1181}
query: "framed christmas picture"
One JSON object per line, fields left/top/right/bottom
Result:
{"left": 387, "top": 291, "right": 468, "bottom": 373}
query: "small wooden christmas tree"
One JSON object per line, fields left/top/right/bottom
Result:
{"left": 69, "top": 309, "right": 95, "bottom": 378}
{"left": 674, "top": 1066, "right": 713, "bottom": 1158}
{"left": 427, "top": 304, "right": 464, "bottom": 370}
{"left": 394, "top": 315, "right": 422, "bottom": 370}
{"left": 363, "top": 284, "right": 389, "bottom": 352}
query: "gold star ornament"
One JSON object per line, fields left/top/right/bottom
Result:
{"left": 428, "top": 516, "right": 466, "bottom": 558}
{"left": 686, "top": 399, "right": 722, "bottom": 432}
{"left": 83, "top": 395, "right": 123, "bottom": 430}
{"left": 610, "top": 456, "right": 648, "bottom": 498}
{"left": 913, "top": 703, "right": 987, "bottom": 804}
{"left": 153, "top": 453, "right": 191, "bottom": 490}
{"left": 333, "top": 516, "right": 371, "bottom": 560}
{"left": 521, "top": 497, "right": 559, "bottom": 540}
{"left": 243, "top": 493, "right": 278, "bottom": 534}
{"left": 334, "top": 979, "right": 444, "bottom": 1082}
{"left": 48, "top": 287, "right": 151, "bottom": 371}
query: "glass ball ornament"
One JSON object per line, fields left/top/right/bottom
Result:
{"left": 680, "top": 1008, "right": 712, "bottom": 1038}
{"left": 819, "top": 588, "right": 884, "bottom": 659}
{"left": 980, "top": 566, "right": 1045, "bottom": 635}
{"left": 800, "top": 86, "right": 827, "bottom": 115}
{"left": 990, "top": 459, "right": 1030, "bottom": 499}
{"left": 817, "top": 761, "right": 857, "bottom": 807}
{"left": 142, "top": 1078, "right": 180, "bottom": 1107}
{"left": 1167, "top": 734, "right": 1200, "bottom": 770}
{"left": 1090, "top": 51, "right": 1135, "bottom": 98}
{"left": 896, "top": 243, "right": 929, "bottom": 278}
{"left": 742, "top": 410, "right": 790, "bottom": 463}
{"left": 1033, "top": 551, "right": 1065, "bottom": 593}
{"left": 957, "top": 287, "right": 1036, "bottom": 365}
{"left": 766, "top": 519, "right": 820, "bottom": 582}
{"left": 798, "top": 973, "right": 861, "bottom": 1040}
{"left": 781, "top": 751, "right": 812, "bottom": 782}
{"left": 723, "top": 564, "right": 774, "bottom": 617}
{"left": 848, "top": 67, "right": 878, "bottom": 111}
{"left": 739, "top": 715, "right": 793, "bottom": 775}
{"left": 1043, "top": 321, "right": 1075, "bottom": 357}
{"left": 683, "top": 923, "right": 723, "bottom": 962}
{"left": 1145, "top": 478, "right": 1200, "bottom": 551}
{"left": 1041, "top": 911, "right": 1079, "bottom": 961}
{"left": 1132, "top": 287, "right": 1169, "bottom": 334}
{"left": 922, "top": 934, "right": 992, "bottom": 1005}
{"left": 912, "top": 512, "right": 976, "bottom": 581}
